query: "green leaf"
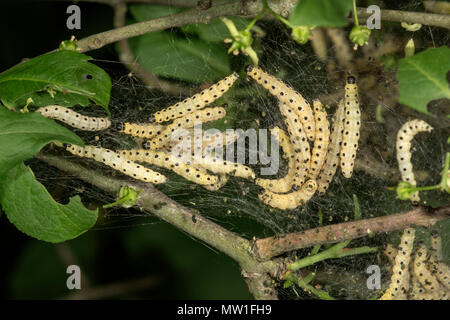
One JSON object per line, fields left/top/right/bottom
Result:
{"left": 398, "top": 46, "right": 450, "bottom": 114}
{"left": 289, "top": 0, "right": 353, "bottom": 27}
{"left": 0, "top": 51, "right": 111, "bottom": 112}
{"left": 128, "top": 3, "right": 184, "bottom": 21}
{"left": 0, "top": 163, "right": 98, "bottom": 243}
{"left": 128, "top": 32, "right": 231, "bottom": 83}
{"left": 182, "top": 18, "right": 250, "bottom": 43}
{"left": 0, "top": 107, "right": 83, "bottom": 179}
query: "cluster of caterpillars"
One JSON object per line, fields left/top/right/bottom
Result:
{"left": 380, "top": 228, "right": 449, "bottom": 300}
{"left": 246, "top": 66, "right": 361, "bottom": 210}
{"left": 37, "top": 73, "right": 255, "bottom": 190}
{"left": 36, "top": 68, "right": 365, "bottom": 209}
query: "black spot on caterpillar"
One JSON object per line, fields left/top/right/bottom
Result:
{"left": 396, "top": 119, "right": 433, "bottom": 203}
{"left": 65, "top": 144, "right": 166, "bottom": 184}
{"left": 118, "top": 149, "right": 219, "bottom": 186}
{"left": 245, "top": 65, "right": 315, "bottom": 141}
{"left": 150, "top": 73, "right": 238, "bottom": 123}
{"left": 380, "top": 228, "right": 415, "bottom": 300}
{"left": 428, "top": 232, "right": 450, "bottom": 290}
{"left": 116, "top": 122, "right": 165, "bottom": 139}
{"left": 412, "top": 243, "right": 443, "bottom": 296}
{"left": 317, "top": 100, "right": 345, "bottom": 194}
{"left": 191, "top": 155, "right": 255, "bottom": 180}
{"left": 255, "top": 127, "right": 295, "bottom": 193}
{"left": 340, "top": 76, "right": 361, "bottom": 178}
{"left": 258, "top": 179, "right": 317, "bottom": 210}
{"left": 143, "top": 107, "right": 227, "bottom": 150}
{"left": 36, "top": 105, "right": 111, "bottom": 131}
{"left": 309, "top": 100, "right": 330, "bottom": 179}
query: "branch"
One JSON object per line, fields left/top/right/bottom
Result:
{"left": 75, "top": 0, "right": 296, "bottom": 52}
{"left": 356, "top": 7, "right": 450, "bottom": 29}
{"left": 73, "top": 1, "right": 450, "bottom": 53}
{"left": 252, "top": 206, "right": 450, "bottom": 261}
{"left": 62, "top": 275, "right": 161, "bottom": 299}
{"left": 36, "top": 151, "right": 282, "bottom": 299}
{"left": 114, "top": 3, "right": 191, "bottom": 96}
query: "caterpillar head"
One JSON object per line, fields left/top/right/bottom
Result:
{"left": 149, "top": 115, "right": 156, "bottom": 123}
{"left": 346, "top": 75, "right": 356, "bottom": 84}
{"left": 244, "top": 65, "right": 254, "bottom": 73}
{"left": 115, "top": 122, "right": 125, "bottom": 131}
{"left": 142, "top": 140, "right": 151, "bottom": 150}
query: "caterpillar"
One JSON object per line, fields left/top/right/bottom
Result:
{"left": 316, "top": 100, "right": 345, "bottom": 195}
{"left": 203, "top": 130, "right": 240, "bottom": 156}
{"left": 278, "top": 102, "right": 311, "bottom": 188}
{"left": 143, "top": 107, "right": 227, "bottom": 150}
{"left": 412, "top": 243, "right": 444, "bottom": 296}
{"left": 396, "top": 119, "right": 433, "bottom": 203}
{"left": 429, "top": 231, "right": 450, "bottom": 290}
{"left": 118, "top": 149, "right": 219, "bottom": 186}
{"left": 383, "top": 243, "right": 398, "bottom": 265}
{"left": 65, "top": 144, "right": 166, "bottom": 184}
{"left": 149, "top": 73, "right": 238, "bottom": 123}
{"left": 166, "top": 129, "right": 239, "bottom": 157}
{"left": 380, "top": 228, "right": 415, "bottom": 300}
{"left": 36, "top": 105, "right": 111, "bottom": 131}
{"left": 309, "top": 100, "right": 330, "bottom": 179}
{"left": 192, "top": 155, "right": 256, "bottom": 180}
{"left": 339, "top": 76, "right": 361, "bottom": 179}
{"left": 245, "top": 65, "right": 315, "bottom": 141}
{"left": 203, "top": 174, "right": 229, "bottom": 191}
{"left": 116, "top": 122, "right": 165, "bottom": 139}
{"left": 258, "top": 179, "right": 317, "bottom": 210}
{"left": 255, "top": 126, "right": 295, "bottom": 193}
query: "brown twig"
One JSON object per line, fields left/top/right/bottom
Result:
{"left": 35, "top": 151, "right": 282, "bottom": 299}
{"left": 62, "top": 275, "right": 161, "bottom": 299}
{"left": 356, "top": 7, "right": 450, "bottom": 29}
{"left": 252, "top": 206, "right": 449, "bottom": 261}
{"left": 114, "top": 3, "right": 190, "bottom": 96}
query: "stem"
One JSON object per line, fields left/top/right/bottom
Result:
{"left": 439, "top": 152, "right": 450, "bottom": 191}
{"left": 288, "top": 244, "right": 377, "bottom": 271}
{"left": 295, "top": 273, "right": 335, "bottom": 300}
{"left": 245, "top": 12, "right": 264, "bottom": 32}
{"left": 352, "top": 0, "right": 359, "bottom": 26}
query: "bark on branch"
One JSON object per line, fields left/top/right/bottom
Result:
{"left": 252, "top": 206, "right": 450, "bottom": 261}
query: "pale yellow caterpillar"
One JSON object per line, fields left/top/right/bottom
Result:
{"left": 36, "top": 105, "right": 111, "bottom": 131}
{"left": 255, "top": 126, "right": 295, "bottom": 193}
{"left": 143, "top": 107, "right": 227, "bottom": 150}
{"left": 383, "top": 243, "right": 398, "bottom": 265}
{"left": 118, "top": 149, "right": 219, "bottom": 186}
{"left": 202, "top": 130, "right": 240, "bottom": 155}
{"left": 412, "top": 243, "right": 444, "bottom": 296}
{"left": 203, "top": 174, "right": 229, "bottom": 191}
{"left": 309, "top": 100, "right": 330, "bottom": 179}
{"left": 339, "top": 76, "right": 361, "bottom": 179}
{"left": 150, "top": 73, "right": 238, "bottom": 123}
{"left": 116, "top": 122, "right": 164, "bottom": 139}
{"left": 278, "top": 102, "right": 311, "bottom": 188}
{"left": 317, "top": 100, "right": 345, "bottom": 195}
{"left": 396, "top": 119, "right": 433, "bottom": 203}
{"left": 167, "top": 129, "right": 239, "bottom": 157}
{"left": 380, "top": 228, "right": 415, "bottom": 300}
{"left": 258, "top": 179, "right": 317, "bottom": 210}
{"left": 245, "top": 65, "right": 315, "bottom": 141}
{"left": 191, "top": 155, "right": 255, "bottom": 180}
{"left": 429, "top": 231, "right": 450, "bottom": 290}
{"left": 65, "top": 144, "right": 166, "bottom": 184}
